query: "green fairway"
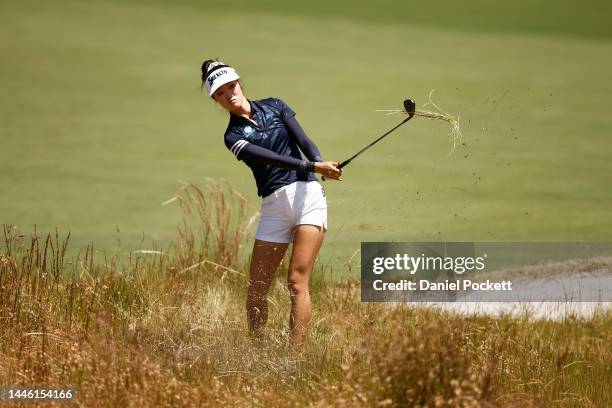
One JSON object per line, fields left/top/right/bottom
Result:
{"left": 1, "top": 0, "right": 611, "bottom": 276}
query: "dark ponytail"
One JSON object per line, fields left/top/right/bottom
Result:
{"left": 201, "top": 59, "right": 217, "bottom": 93}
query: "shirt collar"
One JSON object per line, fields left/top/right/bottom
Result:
{"left": 229, "top": 99, "right": 260, "bottom": 123}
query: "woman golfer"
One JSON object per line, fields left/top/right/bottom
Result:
{"left": 201, "top": 60, "right": 342, "bottom": 348}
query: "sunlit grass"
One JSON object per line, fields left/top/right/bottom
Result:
{"left": 1, "top": 181, "right": 610, "bottom": 407}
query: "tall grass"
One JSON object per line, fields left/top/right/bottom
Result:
{"left": 1, "top": 180, "right": 610, "bottom": 407}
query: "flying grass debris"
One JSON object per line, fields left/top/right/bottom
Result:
{"left": 377, "top": 90, "right": 462, "bottom": 155}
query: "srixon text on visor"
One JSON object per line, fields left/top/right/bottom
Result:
{"left": 208, "top": 69, "right": 227, "bottom": 85}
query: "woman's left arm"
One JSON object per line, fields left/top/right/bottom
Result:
{"left": 284, "top": 116, "right": 323, "bottom": 162}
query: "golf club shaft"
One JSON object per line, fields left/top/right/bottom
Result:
{"left": 321, "top": 116, "right": 412, "bottom": 180}
{"left": 337, "top": 116, "right": 411, "bottom": 169}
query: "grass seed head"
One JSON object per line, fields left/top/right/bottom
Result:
{"left": 377, "top": 89, "right": 463, "bottom": 155}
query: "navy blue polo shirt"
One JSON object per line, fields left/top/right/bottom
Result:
{"left": 224, "top": 97, "right": 318, "bottom": 197}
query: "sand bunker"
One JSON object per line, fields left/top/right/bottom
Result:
{"left": 423, "top": 273, "right": 612, "bottom": 320}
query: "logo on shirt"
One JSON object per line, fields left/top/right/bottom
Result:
{"left": 243, "top": 126, "right": 254, "bottom": 137}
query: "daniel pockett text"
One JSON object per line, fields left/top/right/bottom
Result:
{"left": 369, "top": 251, "right": 512, "bottom": 295}
{"left": 360, "top": 242, "right": 612, "bottom": 302}
{"left": 372, "top": 279, "right": 512, "bottom": 292}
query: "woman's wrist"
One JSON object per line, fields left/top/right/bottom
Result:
{"left": 300, "top": 160, "right": 316, "bottom": 172}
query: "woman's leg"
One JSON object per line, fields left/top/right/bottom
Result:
{"left": 247, "top": 239, "right": 289, "bottom": 337}
{"left": 287, "top": 224, "right": 326, "bottom": 348}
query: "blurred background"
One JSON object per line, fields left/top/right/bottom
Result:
{"left": 1, "top": 0, "right": 611, "bottom": 276}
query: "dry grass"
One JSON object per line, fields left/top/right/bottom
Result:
{"left": 1, "top": 180, "right": 610, "bottom": 407}
{"left": 377, "top": 90, "right": 463, "bottom": 155}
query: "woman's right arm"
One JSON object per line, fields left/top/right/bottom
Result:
{"left": 235, "top": 141, "right": 314, "bottom": 172}
{"left": 228, "top": 140, "right": 342, "bottom": 180}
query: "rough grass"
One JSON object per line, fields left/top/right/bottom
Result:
{"left": 1, "top": 181, "right": 610, "bottom": 407}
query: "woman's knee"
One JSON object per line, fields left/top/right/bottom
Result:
{"left": 287, "top": 266, "right": 310, "bottom": 294}
{"left": 287, "top": 280, "right": 308, "bottom": 296}
{"left": 247, "top": 279, "right": 270, "bottom": 301}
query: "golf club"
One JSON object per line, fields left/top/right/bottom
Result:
{"left": 322, "top": 98, "right": 416, "bottom": 180}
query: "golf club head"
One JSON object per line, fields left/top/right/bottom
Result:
{"left": 403, "top": 99, "right": 416, "bottom": 119}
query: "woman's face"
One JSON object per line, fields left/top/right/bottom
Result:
{"left": 212, "top": 80, "right": 245, "bottom": 113}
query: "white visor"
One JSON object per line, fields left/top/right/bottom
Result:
{"left": 205, "top": 65, "right": 240, "bottom": 96}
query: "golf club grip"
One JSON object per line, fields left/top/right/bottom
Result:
{"left": 337, "top": 160, "right": 350, "bottom": 169}
{"left": 321, "top": 160, "right": 348, "bottom": 181}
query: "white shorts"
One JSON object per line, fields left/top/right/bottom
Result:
{"left": 255, "top": 180, "right": 328, "bottom": 243}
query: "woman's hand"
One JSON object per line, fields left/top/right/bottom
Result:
{"left": 315, "top": 161, "right": 343, "bottom": 181}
